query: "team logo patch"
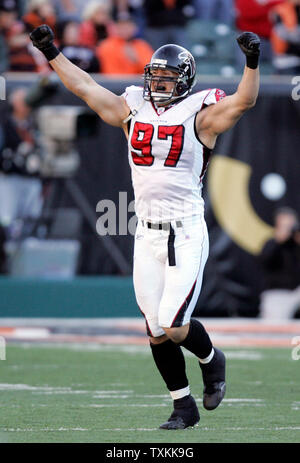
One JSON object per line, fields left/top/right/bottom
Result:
{"left": 215, "top": 89, "right": 226, "bottom": 102}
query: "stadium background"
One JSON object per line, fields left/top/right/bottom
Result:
{"left": 0, "top": 75, "right": 299, "bottom": 318}
{"left": 0, "top": 0, "right": 300, "bottom": 317}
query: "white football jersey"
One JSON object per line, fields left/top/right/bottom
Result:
{"left": 123, "top": 85, "right": 225, "bottom": 221}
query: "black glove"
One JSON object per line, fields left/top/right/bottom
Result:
{"left": 236, "top": 31, "right": 260, "bottom": 69}
{"left": 30, "top": 24, "right": 60, "bottom": 61}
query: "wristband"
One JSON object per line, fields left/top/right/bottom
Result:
{"left": 246, "top": 54, "right": 259, "bottom": 70}
{"left": 41, "top": 43, "right": 60, "bottom": 61}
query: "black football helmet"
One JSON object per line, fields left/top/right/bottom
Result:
{"left": 143, "top": 44, "right": 196, "bottom": 105}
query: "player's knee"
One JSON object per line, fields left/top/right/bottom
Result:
{"left": 149, "top": 334, "right": 168, "bottom": 345}
{"left": 163, "top": 325, "right": 190, "bottom": 344}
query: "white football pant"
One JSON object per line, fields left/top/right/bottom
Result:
{"left": 133, "top": 214, "right": 209, "bottom": 337}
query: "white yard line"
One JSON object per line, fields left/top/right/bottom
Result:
{"left": 0, "top": 383, "right": 134, "bottom": 396}
{"left": 2, "top": 425, "right": 299, "bottom": 433}
{"left": 0, "top": 427, "right": 88, "bottom": 432}
{"left": 101, "top": 426, "right": 300, "bottom": 432}
{"left": 86, "top": 404, "right": 168, "bottom": 408}
{"left": 0, "top": 385, "right": 266, "bottom": 405}
{"left": 7, "top": 342, "right": 268, "bottom": 358}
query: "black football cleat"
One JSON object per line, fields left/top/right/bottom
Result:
{"left": 159, "top": 395, "right": 200, "bottom": 430}
{"left": 199, "top": 347, "right": 226, "bottom": 411}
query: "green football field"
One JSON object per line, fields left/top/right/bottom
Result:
{"left": 0, "top": 343, "right": 299, "bottom": 443}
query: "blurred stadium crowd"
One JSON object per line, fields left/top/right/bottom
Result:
{"left": 1, "top": 0, "right": 300, "bottom": 76}
{"left": 0, "top": 0, "right": 299, "bottom": 319}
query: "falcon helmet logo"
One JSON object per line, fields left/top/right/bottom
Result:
{"left": 215, "top": 89, "right": 226, "bottom": 102}
{"left": 178, "top": 51, "right": 194, "bottom": 78}
{"left": 178, "top": 51, "right": 192, "bottom": 65}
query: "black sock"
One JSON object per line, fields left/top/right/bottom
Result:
{"left": 150, "top": 339, "right": 189, "bottom": 392}
{"left": 180, "top": 318, "right": 213, "bottom": 360}
{"left": 173, "top": 394, "right": 193, "bottom": 408}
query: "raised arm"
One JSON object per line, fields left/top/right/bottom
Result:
{"left": 29, "top": 25, "right": 130, "bottom": 128}
{"left": 196, "top": 32, "right": 260, "bottom": 149}
{"left": 49, "top": 53, "right": 130, "bottom": 127}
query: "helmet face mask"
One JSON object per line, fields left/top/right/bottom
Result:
{"left": 143, "top": 68, "right": 179, "bottom": 104}
{"left": 143, "top": 44, "right": 196, "bottom": 105}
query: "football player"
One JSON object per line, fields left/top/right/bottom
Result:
{"left": 30, "top": 25, "right": 260, "bottom": 430}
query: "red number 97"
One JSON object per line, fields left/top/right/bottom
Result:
{"left": 131, "top": 122, "right": 184, "bottom": 167}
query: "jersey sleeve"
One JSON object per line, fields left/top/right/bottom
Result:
{"left": 203, "top": 88, "right": 227, "bottom": 106}
{"left": 121, "top": 85, "right": 144, "bottom": 114}
{"left": 182, "top": 88, "right": 227, "bottom": 118}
